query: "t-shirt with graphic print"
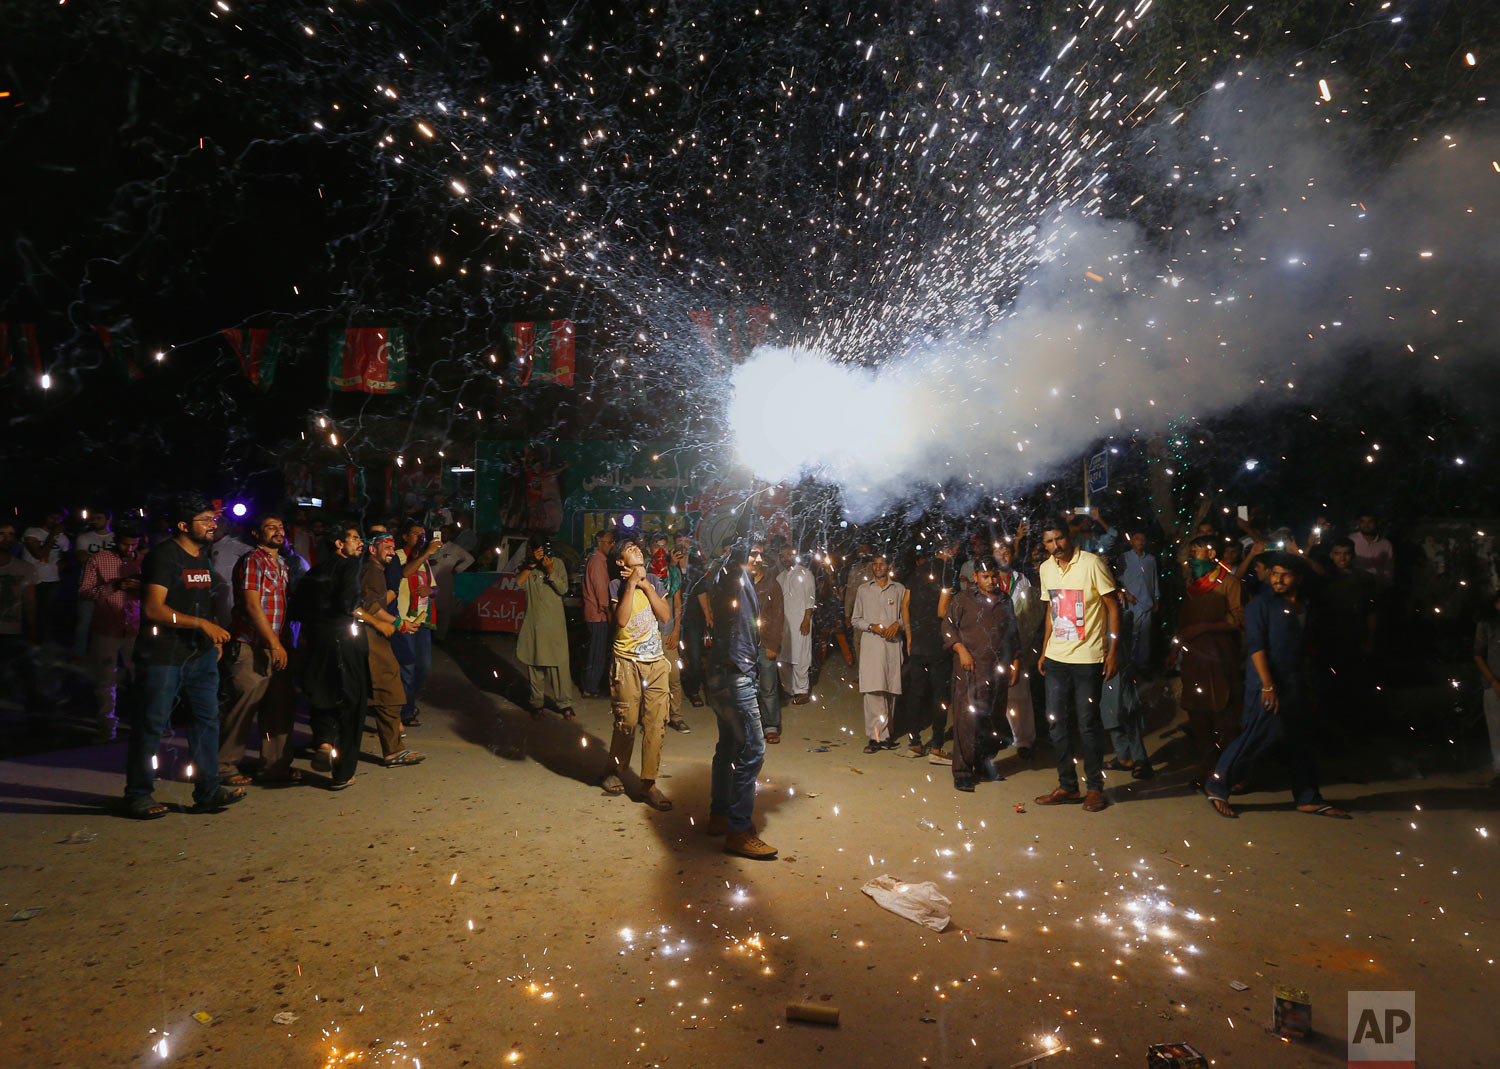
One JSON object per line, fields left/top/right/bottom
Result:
{"left": 609, "top": 574, "right": 666, "bottom": 662}
{"left": 135, "top": 539, "right": 217, "bottom": 665}
{"left": 1038, "top": 548, "right": 1117, "bottom": 665}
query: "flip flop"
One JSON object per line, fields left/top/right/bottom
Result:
{"left": 1207, "top": 796, "right": 1237, "bottom": 819}
{"left": 1100, "top": 759, "right": 1133, "bottom": 772}
{"left": 221, "top": 773, "right": 255, "bottom": 787}
{"left": 601, "top": 774, "right": 626, "bottom": 796}
{"left": 561, "top": 709, "right": 577, "bottom": 721}
{"left": 764, "top": 731, "right": 781, "bottom": 745}
{"left": 644, "top": 786, "right": 673, "bottom": 811}
{"left": 862, "top": 740, "right": 879, "bottom": 754}
{"left": 1297, "top": 804, "right": 1352, "bottom": 819}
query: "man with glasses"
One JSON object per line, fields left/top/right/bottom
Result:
{"left": 124, "top": 496, "right": 242, "bottom": 818}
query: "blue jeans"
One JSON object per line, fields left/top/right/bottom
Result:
{"left": 707, "top": 669, "right": 765, "bottom": 833}
{"left": 393, "top": 627, "right": 432, "bottom": 722}
{"left": 584, "top": 621, "right": 611, "bottom": 694}
{"left": 125, "top": 649, "right": 222, "bottom": 805}
{"left": 756, "top": 650, "right": 782, "bottom": 732}
{"left": 1043, "top": 658, "right": 1106, "bottom": 792}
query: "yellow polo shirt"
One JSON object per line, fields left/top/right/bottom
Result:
{"left": 1038, "top": 549, "right": 1117, "bottom": 664}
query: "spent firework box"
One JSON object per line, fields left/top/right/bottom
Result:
{"left": 1272, "top": 983, "right": 1313, "bottom": 1038}
{"left": 1146, "top": 1041, "right": 1209, "bottom": 1068}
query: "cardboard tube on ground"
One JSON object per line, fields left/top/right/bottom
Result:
{"left": 786, "top": 1002, "right": 840, "bottom": 1025}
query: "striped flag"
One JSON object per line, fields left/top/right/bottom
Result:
{"left": 0, "top": 322, "right": 42, "bottom": 376}
{"left": 221, "top": 327, "right": 282, "bottom": 390}
{"left": 506, "top": 319, "right": 575, "bottom": 386}
{"left": 686, "top": 305, "right": 773, "bottom": 363}
{"left": 327, "top": 327, "right": 408, "bottom": 394}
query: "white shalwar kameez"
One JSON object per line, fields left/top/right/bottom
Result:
{"left": 776, "top": 564, "right": 816, "bottom": 697}
{"left": 851, "top": 578, "right": 906, "bottom": 741}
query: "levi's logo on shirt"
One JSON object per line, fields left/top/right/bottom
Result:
{"left": 182, "top": 569, "right": 213, "bottom": 588}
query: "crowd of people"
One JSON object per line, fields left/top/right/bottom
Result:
{"left": 509, "top": 500, "right": 1483, "bottom": 844}
{"left": 3, "top": 487, "right": 1494, "bottom": 840}
{"left": 0, "top": 498, "right": 470, "bottom": 817}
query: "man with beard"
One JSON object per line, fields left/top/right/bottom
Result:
{"left": 1206, "top": 554, "right": 1351, "bottom": 819}
{"left": 296, "top": 524, "right": 372, "bottom": 790}
{"left": 124, "top": 496, "right": 241, "bottom": 818}
{"left": 1034, "top": 518, "right": 1121, "bottom": 813}
{"left": 514, "top": 537, "right": 576, "bottom": 720}
{"left": 363, "top": 532, "right": 425, "bottom": 766}
{"left": 851, "top": 551, "right": 908, "bottom": 752}
{"left": 218, "top": 514, "right": 301, "bottom": 786}
{"left": 942, "top": 557, "right": 1020, "bottom": 791}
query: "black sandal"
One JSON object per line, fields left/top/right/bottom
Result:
{"left": 126, "top": 797, "right": 169, "bottom": 820}
{"left": 560, "top": 708, "right": 576, "bottom": 721}
{"left": 189, "top": 786, "right": 247, "bottom": 813}
{"left": 862, "top": 740, "right": 879, "bottom": 754}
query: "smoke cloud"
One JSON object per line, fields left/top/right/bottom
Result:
{"left": 727, "top": 78, "right": 1500, "bottom": 516}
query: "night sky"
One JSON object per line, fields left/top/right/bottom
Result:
{"left": 3, "top": 0, "right": 1498, "bottom": 528}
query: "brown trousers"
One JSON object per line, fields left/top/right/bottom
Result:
{"left": 608, "top": 655, "right": 670, "bottom": 780}
{"left": 218, "top": 644, "right": 295, "bottom": 777}
{"left": 368, "top": 634, "right": 405, "bottom": 758}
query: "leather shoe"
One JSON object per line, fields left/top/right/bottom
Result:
{"left": 1034, "top": 787, "right": 1082, "bottom": 805}
{"left": 953, "top": 775, "right": 976, "bottom": 792}
{"left": 1081, "top": 789, "right": 1110, "bottom": 812}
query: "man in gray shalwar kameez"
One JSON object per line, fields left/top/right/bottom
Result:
{"left": 850, "top": 552, "right": 908, "bottom": 751}
{"left": 515, "top": 539, "right": 576, "bottom": 718}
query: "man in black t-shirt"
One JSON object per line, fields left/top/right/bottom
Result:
{"left": 123, "top": 495, "right": 243, "bottom": 819}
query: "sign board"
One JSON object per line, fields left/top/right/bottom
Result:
{"left": 1087, "top": 450, "right": 1109, "bottom": 495}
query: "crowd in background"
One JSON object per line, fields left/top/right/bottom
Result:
{"left": 2, "top": 487, "right": 1496, "bottom": 826}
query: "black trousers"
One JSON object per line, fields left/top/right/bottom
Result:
{"left": 681, "top": 615, "right": 706, "bottom": 699}
{"left": 311, "top": 694, "right": 367, "bottom": 784}
{"left": 899, "top": 653, "right": 951, "bottom": 744}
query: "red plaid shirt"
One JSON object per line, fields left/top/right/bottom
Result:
{"left": 78, "top": 548, "right": 143, "bottom": 637}
{"left": 233, "top": 546, "right": 289, "bottom": 646}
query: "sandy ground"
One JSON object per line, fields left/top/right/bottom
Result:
{"left": 0, "top": 637, "right": 1496, "bottom": 1068}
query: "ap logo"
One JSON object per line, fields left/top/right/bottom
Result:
{"left": 1348, "top": 991, "right": 1414, "bottom": 1068}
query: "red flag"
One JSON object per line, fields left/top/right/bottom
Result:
{"left": 549, "top": 319, "right": 576, "bottom": 386}
{"left": 327, "top": 328, "right": 408, "bottom": 393}
{"left": 221, "top": 328, "right": 282, "bottom": 389}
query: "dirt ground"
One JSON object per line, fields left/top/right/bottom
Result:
{"left": 1, "top": 636, "right": 1495, "bottom": 1068}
